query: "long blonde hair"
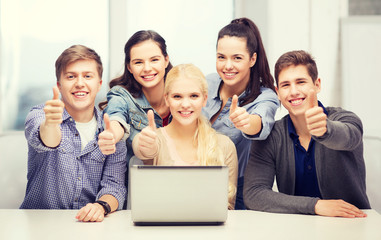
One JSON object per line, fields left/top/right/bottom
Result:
{"left": 164, "top": 64, "right": 223, "bottom": 166}
{"left": 164, "top": 64, "right": 236, "bottom": 204}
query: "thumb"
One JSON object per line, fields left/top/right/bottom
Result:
{"left": 147, "top": 110, "right": 156, "bottom": 130}
{"left": 308, "top": 89, "right": 318, "bottom": 109}
{"left": 53, "top": 86, "right": 60, "bottom": 100}
{"left": 103, "top": 113, "right": 111, "bottom": 131}
{"left": 230, "top": 95, "right": 238, "bottom": 113}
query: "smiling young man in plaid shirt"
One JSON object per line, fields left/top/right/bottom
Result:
{"left": 20, "top": 45, "right": 127, "bottom": 222}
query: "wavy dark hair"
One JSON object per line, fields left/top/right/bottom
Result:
{"left": 99, "top": 30, "right": 173, "bottom": 110}
{"left": 217, "top": 17, "right": 276, "bottom": 106}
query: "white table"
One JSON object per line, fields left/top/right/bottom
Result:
{"left": 1, "top": 209, "right": 380, "bottom": 240}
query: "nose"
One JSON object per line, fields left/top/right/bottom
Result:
{"left": 181, "top": 97, "right": 191, "bottom": 108}
{"left": 75, "top": 76, "right": 85, "bottom": 87}
{"left": 143, "top": 61, "right": 152, "bottom": 72}
{"left": 290, "top": 83, "right": 299, "bottom": 96}
{"left": 225, "top": 59, "right": 233, "bottom": 70}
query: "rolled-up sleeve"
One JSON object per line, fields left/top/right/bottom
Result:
{"left": 244, "top": 87, "right": 280, "bottom": 140}
{"left": 96, "top": 140, "right": 127, "bottom": 210}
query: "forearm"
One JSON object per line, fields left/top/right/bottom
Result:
{"left": 39, "top": 120, "right": 61, "bottom": 147}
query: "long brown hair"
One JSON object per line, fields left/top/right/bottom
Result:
{"left": 217, "top": 17, "right": 276, "bottom": 106}
{"left": 99, "top": 30, "right": 172, "bottom": 110}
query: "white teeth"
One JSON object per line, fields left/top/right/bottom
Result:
{"left": 225, "top": 73, "right": 236, "bottom": 76}
{"left": 142, "top": 75, "right": 155, "bottom": 79}
{"left": 74, "top": 92, "right": 86, "bottom": 96}
{"left": 180, "top": 111, "right": 191, "bottom": 115}
{"left": 291, "top": 99, "right": 302, "bottom": 104}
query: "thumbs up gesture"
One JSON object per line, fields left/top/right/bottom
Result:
{"left": 229, "top": 95, "right": 250, "bottom": 130}
{"left": 305, "top": 89, "right": 327, "bottom": 137}
{"left": 43, "top": 86, "right": 65, "bottom": 126}
{"left": 98, "top": 113, "right": 116, "bottom": 155}
{"left": 137, "top": 110, "right": 158, "bottom": 157}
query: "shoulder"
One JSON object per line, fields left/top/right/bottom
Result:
{"left": 256, "top": 87, "right": 279, "bottom": 102}
{"left": 107, "top": 85, "right": 135, "bottom": 100}
{"left": 205, "top": 73, "right": 222, "bottom": 85}
{"left": 326, "top": 106, "right": 360, "bottom": 120}
{"left": 261, "top": 116, "right": 289, "bottom": 142}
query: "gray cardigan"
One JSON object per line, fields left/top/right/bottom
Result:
{"left": 243, "top": 106, "right": 370, "bottom": 214}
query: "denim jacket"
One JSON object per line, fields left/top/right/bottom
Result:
{"left": 202, "top": 73, "right": 280, "bottom": 177}
{"left": 104, "top": 85, "right": 169, "bottom": 161}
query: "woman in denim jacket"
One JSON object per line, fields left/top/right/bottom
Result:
{"left": 202, "top": 18, "right": 280, "bottom": 209}
{"left": 98, "top": 30, "right": 173, "bottom": 163}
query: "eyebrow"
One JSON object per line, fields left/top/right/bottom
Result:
{"left": 131, "top": 55, "right": 162, "bottom": 62}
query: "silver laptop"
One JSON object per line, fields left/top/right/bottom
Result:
{"left": 130, "top": 165, "right": 229, "bottom": 225}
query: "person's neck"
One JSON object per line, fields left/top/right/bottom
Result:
{"left": 220, "top": 81, "right": 246, "bottom": 101}
{"left": 290, "top": 115, "right": 311, "bottom": 140}
{"left": 67, "top": 107, "right": 95, "bottom": 123}
{"left": 142, "top": 82, "right": 169, "bottom": 117}
{"left": 165, "top": 120, "right": 198, "bottom": 141}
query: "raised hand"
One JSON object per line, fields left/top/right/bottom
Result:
{"left": 315, "top": 199, "right": 367, "bottom": 218}
{"left": 98, "top": 113, "right": 116, "bottom": 155}
{"left": 43, "top": 86, "right": 65, "bottom": 126}
{"left": 305, "top": 89, "right": 327, "bottom": 137}
{"left": 229, "top": 95, "right": 250, "bottom": 130}
{"left": 137, "top": 110, "right": 158, "bottom": 157}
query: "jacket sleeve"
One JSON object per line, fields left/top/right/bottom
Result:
{"left": 313, "top": 108, "right": 363, "bottom": 151}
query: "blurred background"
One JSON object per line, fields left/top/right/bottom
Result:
{"left": 0, "top": 0, "right": 380, "bottom": 136}
{"left": 0, "top": 0, "right": 381, "bottom": 211}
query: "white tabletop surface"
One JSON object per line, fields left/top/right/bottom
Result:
{"left": 1, "top": 209, "right": 380, "bottom": 240}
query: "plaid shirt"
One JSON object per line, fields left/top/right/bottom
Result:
{"left": 20, "top": 104, "right": 127, "bottom": 210}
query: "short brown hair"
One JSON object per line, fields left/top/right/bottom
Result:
{"left": 274, "top": 50, "right": 318, "bottom": 86}
{"left": 55, "top": 45, "right": 103, "bottom": 81}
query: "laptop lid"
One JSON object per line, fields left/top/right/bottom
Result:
{"left": 130, "top": 165, "right": 229, "bottom": 225}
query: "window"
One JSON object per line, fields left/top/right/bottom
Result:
{"left": 0, "top": 0, "right": 233, "bottom": 132}
{"left": 0, "top": 0, "right": 109, "bottom": 132}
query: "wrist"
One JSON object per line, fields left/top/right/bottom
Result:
{"left": 95, "top": 200, "right": 111, "bottom": 216}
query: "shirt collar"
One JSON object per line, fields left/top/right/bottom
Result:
{"left": 211, "top": 77, "right": 248, "bottom": 101}
{"left": 134, "top": 93, "right": 152, "bottom": 109}
{"left": 62, "top": 107, "right": 103, "bottom": 133}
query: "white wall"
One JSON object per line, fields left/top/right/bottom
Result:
{"left": 235, "top": 0, "right": 348, "bottom": 119}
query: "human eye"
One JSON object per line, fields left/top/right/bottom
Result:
{"left": 234, "top": 56, "right": 243, "bottom": 61}
{"left": 191, "top": 93, "right": 200, "bottom": 99}
{"left": 84, "top": 73, "right": 94, "bottom": 79}
{"left": 172, "top": 94, "right": 181, "bottom": 99}
{"left": 65, "top": 74, "right": 75, "bottom": 80}
{"left": 217, "top": 55, "right": 225, "bottom": 60}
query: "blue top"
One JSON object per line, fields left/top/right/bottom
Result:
{"left": 104, "top": 85, "right": 169, "bottom": 161}
{"left": 20, "top": 105, "right": 127, "bottom": 210}
{"left": 202, "top": 73, "right": 280, "bottom": 177}
{"left": 288, "top": 101, "right": 327, "bottom": 198}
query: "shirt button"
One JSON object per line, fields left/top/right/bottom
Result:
{"left": 308, "top": 165, "right": 312, "bottom": 170}
{"left": 76, "top": 156, "right": 80, "bottom": 160}
{"left": 74, "top": 198, "right": 78, "bottom": 201}
{"left": 70, "top": 118, "right": 73, "bottom": 122}
{"left": 75, "top": 133, "right": 79, "bottom": 137}
{"left": 218, "top": 117, "right": 222, "bottom": 120}
{"left": 77, "top": 177, "right": 81, "bottom": 181}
